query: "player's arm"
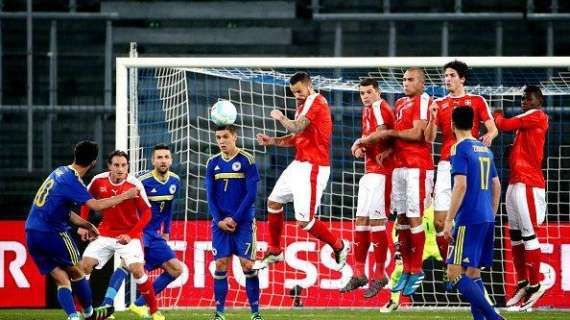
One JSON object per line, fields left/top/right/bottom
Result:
{"left": 387, "top": 119, "right": 427, "bottom": 142}
{"left": 424, "top": 101, "right": 439, "bottom": 143}
{"left": 271, "top": 110, "right": 310, "bottom": 133}
{"left": 231, "top": 161, "right": 260, "bottom": 223}
{"left": 490, "top": 159, "right": 501, "bottom": 215}
{"left": 480, "top": 119, "right": 498, "bottom": 146}
{"left": 443, "top": 174, "right": 467, "bottom": 240}
{"left": 162, "top": 205, "right": 173, "bottom": 241}
{"left": 205, "top": 159, "right": 223, "bottom": 224}
{"left": 256, "top": 133, "right": 296, "bottom": 148}
{"left": 127, "top": 195, "right": 152, "bottom": 239}
{"left": 359, "top": 124, "right": 390, "bottom": 145}
{"left": 494, "top": 110, "right": 544, "bottom": 132}
{"left": 85, "top": 188, "right": 138, "bottom": 211}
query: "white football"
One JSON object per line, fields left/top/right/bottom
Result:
{"left": 210, "top": 100, "right": 237, "bottom": 126}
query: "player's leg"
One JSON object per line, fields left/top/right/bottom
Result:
{"left": 434, "top": 161, "right": 452, "bottom": 261}
{"left": 102, "top": 263, "right": 128, "bottom": 307}
{"left": 50, "top": 267, "right": 82, "bottom": 319}
{"left": 505, "top": 183, "right": 529, "bottom": 307}
{"left": 381, "top": 256, "right": 402, "bottom": 313}
{"left": 212, "top": 225, "right": 231, "bottom": 320}
{"left": 390, "top": 168, "right": 410, "bottom": 293}
{"left": 236, "top": 220, "right": 264, "bottom": 320}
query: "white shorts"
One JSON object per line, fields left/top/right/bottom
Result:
{"left": 506, "top": 183, "right": 546, "bottom": 237}
{"left": 391, "top": 167, "right": 434, "bottom": 218}
{"left": 434, "top": 161, "right": 452, "bottom": 212}
{"left": 355, "top": 173, "right": 391, "bottom": 219}
{"left": 83, "top": 236, "right": 145, "bottom": 270}
{"left": 268, "top": 160, "right": 330, "bottom": 222}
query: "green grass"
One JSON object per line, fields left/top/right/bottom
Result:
{"left": 1, "top": 309, "right": 569, "bottom": 320}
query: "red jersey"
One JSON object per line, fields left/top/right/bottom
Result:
{"left": 80, "top": 172, "right": 151, "bottom": 238}
{"left": 393, "top": 93, "right": 433, "bottom": 169}
{"left": 361, "top": 99, "right": 396, "bottom": 174}
{"left": 434, "top": 94, "right": 493, "bottom": 161}
{"left": 293, "top": 93, "right": 332, "bottom": 166}
{"left": 494, "top": 109, "right": 548, "bottom": 188}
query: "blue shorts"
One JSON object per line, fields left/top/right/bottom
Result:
{"left": 446, "top": 222, "right": 494, "bottom": 269}
{"left": 26, "top": 230, "right": 81, "bottom": 275}
{"left": 144, "top": 238, "right": 176, "bottom": 271}
{"left": 212, "top": 219, "right": 256, "bottom": 260}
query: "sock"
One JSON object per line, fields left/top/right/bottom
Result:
{"left": 353, "top": 225, "right": 370, "bottom": 277}
{"left": 398, "top": 225, "right": 411, "bottom": 273}
{"left": 306, "top": 219, "right": 342, "bottom": 251}
{"left": 244, "top": 270, "right": 260, "bottom": 314}
{"left": 135, "top": 274, "right": 158, "bottom": 314}
{"left": 410, "top": 224, "right": 425, "bottom": 273}
{"left": 470, "top": 278, "right": 487, "bottom": 320}
{"left": 436, "top": 232, "right": 449, "bottom": 261}
{"left": 525, "top": 246, "right": 543, "bottom": 286}
{"left": 57, "top": 286, "right": 78, "bottom": 316}
{"left": 510, "top": 229, "right": 527, "bottom": 283}
{"left": 71, "top": 276, "right": 93, "bottom": 316}
{"left": 134, "top": 271, "right": 177, "bottom": 306}
{"left": 454, "top": 275, "right": 499, "bottom": 320}
{"left": 267, "top": 209, "right": 284, "bottom": 253}
{"left": 390, "top": 291, "right": 400, "bottom": 304}
{"left": 214, "top": 271, "right": 228, "bottom": 314}
{"left": 370, "top": 225, "right": 388, "bottom": 280}
{"left": 103, "top": 267, "right": 128, "bottom": 306}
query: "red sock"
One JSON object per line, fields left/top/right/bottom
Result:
{"left": 137, "top": 275, "right": 158, "bottom": 314}
{"left": 398, "top": 226, "right": 411, "bottom": 273}
{"left": 511, "top": 242, "right": 527, "bottom": 283}
{"left": 307, "top": 219, "right": 342, "bottom": 251}
{"left": 410, "top": 225, "right": 425, "bottom": 273}
{"left": 526, "top": 246, "right": 543, "bottom": 285}
{"left": 436, "top": 232, "right": 449, "bottom": 261}
{"left": 354, "top": 226, "right": 370, "bottom": 277}
{"left": 370, "top": 226, "right": 388, "bottom": 280}
{"left": 268, "top": 210, "right": 284, "bottom": 253}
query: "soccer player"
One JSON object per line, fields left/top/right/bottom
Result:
{"left": 340, "top": 78, "right": 395, "bottom": 297}
{"left": 425, "top": 60, "right": 498, "bottom": 264}
{"left": 104, "top": 144, "right": 183, "bottom": 318}
{"left": 25, "top": 140, "right": 136, "bottom": 320}
{"left": 206, "top": 125, "right": 264, "bottom": 320}
{"left": 255, "top": 71, "right": 349, "bottom": 270}
{"left": 379, "top": 67, "right": 434, "bottom": 296}
{"left": 444, "top": 106, "right": 502, "bottom": 320}
{"left": 78, "top": 150, "right": 164, "bottom": 320}
{"left": 494, "top": 85, "right": 549, "bottom": 310}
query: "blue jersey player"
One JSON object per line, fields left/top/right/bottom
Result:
{"left": 206, "top": 125, "right": 264, "bottom": 320}
{"left": 25, "top": 140, "right": 137, "bottom": 320}
{"left": 444, "top": 107, "right": 503, "bottom": 320}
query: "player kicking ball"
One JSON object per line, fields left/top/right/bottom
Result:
{"left": 206, "top": 125, "right": 264, "bottom": 320}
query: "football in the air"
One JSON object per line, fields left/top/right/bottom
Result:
{"left": 210, "top": 100, "right": 237, "bottom": 126}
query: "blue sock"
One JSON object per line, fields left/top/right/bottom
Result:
{"left": 71, "top": 277, "right": 93, "bottom": 316}
{"left": 57, "top": 286, "right": 78, "bottom": 316}
{"left": 103, "top": 267, "right": 129, "bottom": 306}
{"left": 471, "top": 278, "right": 488, "bottom": 320}
{"left": 134, "top": 271, "right": 176, "bottom": 306}
{"left": 244, "top": 270, "right": 260, "bottom": 314}
{"left": 214, "top": 271, "right": 228, "bottom": 314}
{"left": 455, "top": 275, "right": 499, "bottom": 320}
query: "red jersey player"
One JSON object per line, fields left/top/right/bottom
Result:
{"left": 254, "top": 72, "right": 349, "bottom": 270}
{"left": 78, "top": 150, "right": 164, "bottom": 320}
{"left": 495, "top": 85, "right": 549, "bottom": 311}
{"left": 340, "top": 78, "right": 395, "bottom": 298}
{"left": 424, "top": 60, "right": 498, "bottom": 262}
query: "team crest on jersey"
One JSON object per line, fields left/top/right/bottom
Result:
{"left": 232, "top": 161, "right": 241, "bottom": 171}
{"left": 464, "top": 99, "right": 472, "bottom": 106}
{"left": 99, "top": 187, "right": 107, "bottom": 193}
{"left": 169, "top": 184, "right": 177, "bottom": 194}
{"left": 441, "top": 103, "right": 449, "bottom": 109}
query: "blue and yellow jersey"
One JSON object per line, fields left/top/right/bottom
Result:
{"left": 25, "top": 165, "right": 93, "bottom": 233}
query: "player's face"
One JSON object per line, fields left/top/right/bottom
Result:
{"left": 290, "top": 82, "right": 312, "bottom": 105}
{"left": 444, "top": 68, "right": 465, "bottom": 94}
{"left": 215, "top": 129, "right": 237, "bottom": 155}
{"left": 403, "top": 70, "right": 424, "bottom": 97}
{"left": 359, "top": 85, "right": 381, "bottom": 106}
{"left": 521, "top": 91, "right": 542, "bottom": 111}
{"left": 108, "top": 155, "right": 129, "bottom": 182}
{"left": 152, "top": 149, "right": 172, "bottom": 174}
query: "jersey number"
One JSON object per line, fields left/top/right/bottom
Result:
{"left": 34, "top": 178, "right": 55, "bottom": 207}
{"left": 479, "top": 157, "right": 491, "bottom": 190}
{"left": 224, "top": 179, "right": 229, "bottom": 192}
{"left": 160, "top": 201, "right": 166, "bottom": 213}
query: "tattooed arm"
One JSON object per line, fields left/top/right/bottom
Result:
{"left": 270, "top": 110, "right": 311, "bottom": 134}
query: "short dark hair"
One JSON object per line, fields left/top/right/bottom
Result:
{"left": 289, "top": 72, "right": 311, "bottom": 86}
{"left": 359, "top": 78, "right": 379, "bottom": 90}
{"left": 444, "top": 60, "right": 469, "bottom": 81}
{"left": 524, "top": 85, "right": 544, "bottom": 101}
{"left": 215, "top": 124, "right": 237, "bottom": 135}
{"left": 74, "top": 140, "right": 99, "bottom": 166}
{"left": 107, "top": 150, "right": 129, "bottom": 165}
{"left": 152, "top": 144, "right": 170, "bottom": 155}
{"left": 452, "top": 106, "right": 474, "bottom": 131}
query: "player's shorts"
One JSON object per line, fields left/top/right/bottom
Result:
{"left": 446, "top": 222, "right": 494, "bottom": 269}
{"left": 391, "top": 167, "right": 434, "bottom": 218}
{"left": 355, "top": 173, "right": 391, "bottom": 219}
{"left": 433, "top": 161, "right": 452, "bottom": 212}
{"left": 505, "top": 183, "right": 546, "bottom": 237}
{"left": 212, "top": 219, "right": 257, "bottom": 261}
{"left": 26, "top": 230, "right": 81, "bottom": 275}
{"left": 83, "top": 236, "right": 144, "bottom": 269}
{"left": 268, "top": 160, "right": 330, "bottom": 222}
{"left": 144, "top": 237, "right": 176, "bottom": 271}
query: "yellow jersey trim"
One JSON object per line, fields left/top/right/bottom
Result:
{"left": 215, "top": 173, "right": 245, "bottom": 180}
{"left": 148, "top": 195, "right": 175, "bottom": 201}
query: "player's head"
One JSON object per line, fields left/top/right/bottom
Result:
{"left": 359, "top": 78, "right": 381, "bottom": 106}
{"left": 522, "top": 85, "right": 543, "bottom": 111}
{"left": 73, "top": 140, "right": 99, "bottom": 172}
{"left": 403, "top": 67, "right": 425, "bottom": 97}
{"left": 443, "top": 60, "right": 468, "bottom": 93}
{"left": 215, "top": 125, "right": 238, "bottom": 156}
{"left": 151, "top": 144, "right": 172, "bottom": 174}
{"left": 289, "top": 72, "right": 313, "bottom": 104}
{"left": 107, "top": 150, "right": 129, "bottom": 182}
{"left": 451, "top": 106, "right": 474, "bottom": 134}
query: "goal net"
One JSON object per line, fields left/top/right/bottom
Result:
{"left": 116, "top": 57, "right": 570, "bottom": 310}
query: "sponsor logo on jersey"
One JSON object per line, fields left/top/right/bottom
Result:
{"left": 232, "top": 162, "right": 241, "bottom": 171}
{"left": 100, "top": 187, "right": 107, "bottom": 193}
{"left": 462, "top": 257, "right": 470, "bottom": 263}
{"left": 169, "top": 184, "right": 177, "bottom": 194}
{"left": 465, "top": 99, "right": 471, "bottom": 106}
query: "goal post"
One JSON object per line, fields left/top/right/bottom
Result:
{"left": 115, "top": 56, "right": 570, "bottom": 310}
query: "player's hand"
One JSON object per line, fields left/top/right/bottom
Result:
{"left": 86, "top": 223, "right": 100, "bottom": 240}
{"left": 270, "top": 109, "right": 285, "bottom": 121}
{"left": 222, "top": 217, "right": 237, "bottom": 232}
{"left": 376, "top": 149, "right": 392, "bottom": 167}
{"left": 116, "top": 234, "right": 132, "bottom": 245}
{"left": 256, "top": 133, "right": 274, "bottom": 146}
{"left": 353, "top": 147, "right": 364, "bottom": 159}
{"left": 121, "top": 187, "right": 139, "bottom": 200}
{"left": 429, "top": 101, "right": 439, "bottom": 119}
{"left": 217, "top": 220, "right": 234, "bottom": 232}
{"left": 480, "top": 133, "right": 494, "bottom": 147}
{"left": 443, "top": 220, "right": 453, "bottom": 241}
{"left": 351, "top": 138, "right": 363, "bottom": 158}
{"left": 161, "top": 233, "right": 170, "bottom": 241}
{"left": 78, "top": 227, "right": 91, "bottom": 242}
